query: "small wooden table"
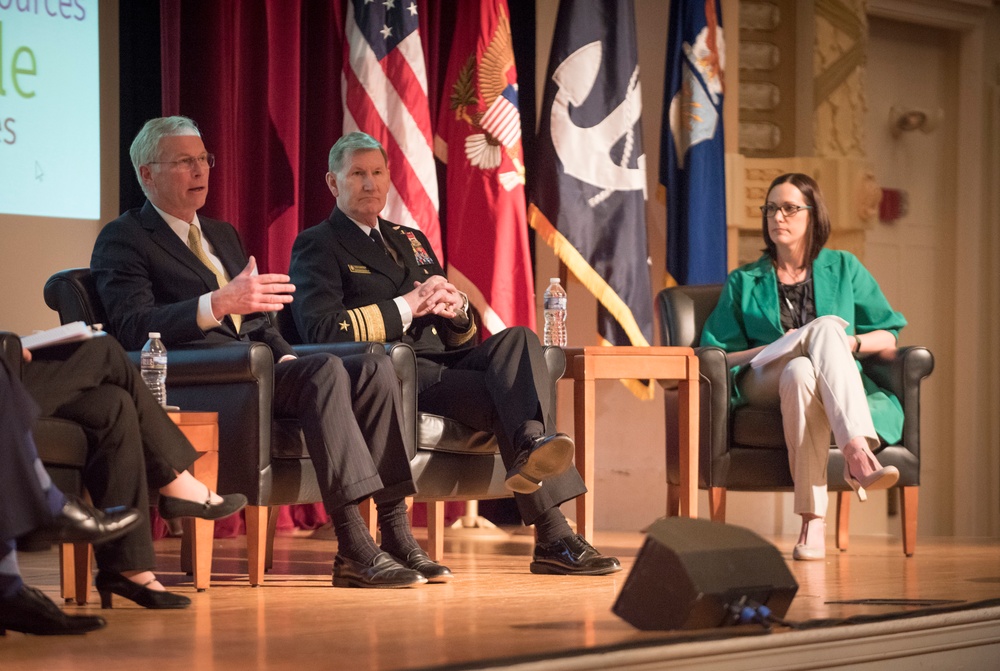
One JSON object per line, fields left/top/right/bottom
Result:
{"left": 169, "top": 411, "right": 219, "bottom": 591}
{"left": 561, "top": 347, "right": 699, "bottom": 541}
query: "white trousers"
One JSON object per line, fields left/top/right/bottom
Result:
{"left": 740, "top": 319, "right": 879, "bottom": 517}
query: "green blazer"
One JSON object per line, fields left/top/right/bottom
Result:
{"left": 700, "top": 248, "right": 908, "bottom": 444}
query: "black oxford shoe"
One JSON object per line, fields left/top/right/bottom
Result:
{"left": 0, "top": 584, "right": 106, "bottom": 636}
{"left": 530, "top": 534, "right": 623, "bottom": 576}
{"left": 389, "top": 548, "right": 453, "bottom": 583}
{"left": 23, "top": 496, "right": 141, "bottom": 546}
{"left": 504, "top": 433, "right": 575, "bottom": 494}
{"left": 333, "top": 552, "right": 427, "bottom": 588}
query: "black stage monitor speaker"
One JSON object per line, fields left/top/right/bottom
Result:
{"left": 613, "top": 517, "right": 798, "bottom": 630}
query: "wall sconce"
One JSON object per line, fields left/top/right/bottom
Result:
{"left": 889, "top": 106, "right": 943, "bottom": 137}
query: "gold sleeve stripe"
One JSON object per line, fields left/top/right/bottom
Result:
{"left": 348, "top": 305, "right": 386, "bottom": 342}
{"left": 347, "top": 309, "right": 364, "bottom": 341}
{"left": 445, "top": 321, "right": 477, "bottom": 347}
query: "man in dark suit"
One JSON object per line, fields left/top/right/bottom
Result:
{"left": 1, "top": 350, "right": 140, "bottom": 634}
{"left": 91, "top": 116, "right": 442, "bottom": 588}
{"left": 287, "top": 132, "right": 621, "bottom": 576}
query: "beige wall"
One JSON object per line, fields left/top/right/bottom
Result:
{"left": 0, "top": 1, "right": 118, "bottom": 336}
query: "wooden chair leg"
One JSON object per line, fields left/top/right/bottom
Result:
{"left": 666, "top": 484, "right": 680, "bottom": 517}
{"left": 245, "top": 505, "right": 268, "bottom": 586}
{"left": 59, "top": 543, "right": 76, "bottom": 602}
{"left": 71, "top": 542, "right": 90, "bottom": 605}
{"left": 264, "top": 506, "right": 279, "bottom": 571}
{"left": 836, "top": 492, "right": 851, "bottom": 552}
{"left": 426, "top": 501, "right": 445, "bottom": 561}
{"left": 900, "top": 486, "right": 918, "bottom": 557}
{"left": 708, "top": 487, "right": 726, "bottom": 523}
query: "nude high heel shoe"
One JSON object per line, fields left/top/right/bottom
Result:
{"left": 843, "top": 444, "right": 899, "bottom": 502}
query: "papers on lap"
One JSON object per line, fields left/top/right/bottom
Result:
{"left": 749, "top": 315, "right": 848, "bottom": 369}
{"left": 21, "top": 321, "right": 106, "bottom": 351}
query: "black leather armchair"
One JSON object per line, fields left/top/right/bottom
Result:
{"left": 43, "top": 268, "right": 388, "bottom": 584}
{"left": 657, "top": 285, "right": 933, "bottom": 556}
{"left": 44, "top": 268, "right": 564, "bottom": 568}
{"left": 1, "top": 330, "right": 92, "bottom": 601}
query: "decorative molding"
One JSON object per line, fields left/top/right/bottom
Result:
{"left": 813, "top": 0, "right": 867, "bottom": 158}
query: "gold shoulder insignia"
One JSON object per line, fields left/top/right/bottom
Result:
{"left": 348, "top": 264, "right": 371, "bottom": 274}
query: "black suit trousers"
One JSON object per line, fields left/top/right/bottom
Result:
{"left": 417, "top": 327, "right": 586, "bottom": 525}
{"left": 0, "top": 363, "right": 52, "bottom": 545}
{"left": 21, "top": 337, "right": 199, "bottom": 572}
{"left": 273, "top": 352, "right": 414, "bottom": 512}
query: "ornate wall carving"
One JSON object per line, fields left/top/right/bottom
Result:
{"left": 813, "top": 0, "right": 868, "bottom": 158}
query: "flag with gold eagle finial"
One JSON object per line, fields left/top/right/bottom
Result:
{"left": 433, "top": 0, "right": 535, "bottom": 336}
{"left": 661, "top": 0, "right": 727, "bottom": 285}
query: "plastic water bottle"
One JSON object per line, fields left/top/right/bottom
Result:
{"left": 543, "top": 278, "right": 568, "bottom": 347}
{"left": 140, "top": 332, "right": 168, "bottom": 407}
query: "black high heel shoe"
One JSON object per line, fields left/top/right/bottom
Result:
{"left": 158, "top": 490, "right": 247, "bottom": 521}
{"left": 95, "top": 571, "right": 191, "bottom": 610}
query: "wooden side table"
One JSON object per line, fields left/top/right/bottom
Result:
{"left": 169, "top": 411, "right": 219, "bottom": 591}
{"left": 562, "top": 347, "right": 699, "bottom": 541}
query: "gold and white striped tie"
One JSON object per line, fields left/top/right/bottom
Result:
{"left": 187, "top": 225, "right": 242, "bottom": 333}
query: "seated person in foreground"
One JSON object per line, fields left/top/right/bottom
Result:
{"left": 92, "top": 116, "right": 441, "bottom": 588}
{"left": 287, "top": 131, "right": 621, "bottom": 576}
{"left": 1, "top": 350, "right": 141, "bottom": 635}
{"left": 20, "top": 337, "right": 246, "bottom": 609}
{"left": 700, "top": 172, "right": 905, "bottom": 561}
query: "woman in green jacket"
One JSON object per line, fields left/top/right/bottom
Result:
{"left": 700, "top": 173, "right": 906, "bottom": 561}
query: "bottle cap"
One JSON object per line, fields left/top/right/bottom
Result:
{"left": 549, "top": 278, "right": 560, "bottom": 283}
{"left": 149, "top": 332, "right": 161, "bottom": 339}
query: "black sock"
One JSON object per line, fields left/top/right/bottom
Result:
{"left": 533, "top": 507, "right": 573, "bottom": 544}
{"left": 0, "top": 542, "right": 24, "bottom": 599}
{"left": 377, "top": 498, "right": 420, "bottom": 558}
{"left": 330, "top": 503, "right": 380, "bottom": 565}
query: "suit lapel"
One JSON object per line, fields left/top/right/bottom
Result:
{"left": 811, "top": 249, "right": 839, "bottom": 324}
{"left": 748, "top": 261, "right": 784, "bottom": 337}
{"left": 200, "top": 219, "right": 245, "bottom": 280}
{"left": 138, "top": 201, "right": 220, "bottom": 292}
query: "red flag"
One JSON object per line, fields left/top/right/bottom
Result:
{"left": 434, "top": 0, "right": 535, "bottom": 334}
{"left": 342, "top": 0, "right": 443, "bottom": 260}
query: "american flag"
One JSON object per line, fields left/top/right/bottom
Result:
{"left": 342, "top": 0, "right": 443, "bottom": 260}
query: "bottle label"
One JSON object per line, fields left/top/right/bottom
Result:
{"left": 544, "top": 297, "right": 567, "bottom": 311}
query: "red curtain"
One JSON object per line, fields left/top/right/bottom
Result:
{"left": 159, "top": 0, "right": 457, "bottom": 274}
{"left": 158, "top": 0, "right": 463, "bottom": 532}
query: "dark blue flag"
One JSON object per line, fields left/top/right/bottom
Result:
{"left": 528, "top": 0, "right": 654, "bottom": 395}
{"left": 661, "top": 0, "right": 727, "bottom": 285}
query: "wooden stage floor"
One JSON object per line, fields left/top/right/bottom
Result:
{"left": 5, "top": 527, "right": 1000, "bottom": 670}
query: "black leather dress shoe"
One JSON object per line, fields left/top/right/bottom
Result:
{"left": 504, "top": 433, "right": 575, "bottom": 494}
{"left": 0, "top": 584, "right": 106, "bottom": 635}
{"left": 158, "top": 492, "right": 247, "bottom": 521}
{"left": 333, "top": 552, "right": 427, "bottom": 588}
{"left": 530, "top": 534, "right": 623, "bottom": 576}
{"left": 389, "top": 548, "right": 453, "bottom": 583}
{"left": 23, "top": 496, "right": 141, "bottom": 546}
